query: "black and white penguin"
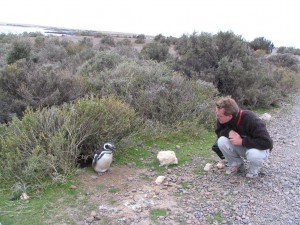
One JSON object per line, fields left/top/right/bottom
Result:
{"left": 92, "top": 142, "right": 116, "bottom": 174}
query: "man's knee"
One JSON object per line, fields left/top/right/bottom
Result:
{"left": 217, "top": 136, "right": 230, "bottom": 149}
{"left": 246, "top": 149, "right": 269, "bottom": 163}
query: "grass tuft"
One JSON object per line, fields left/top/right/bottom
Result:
{"left": 150, "top": 208, "right": 168, "bottom": 221}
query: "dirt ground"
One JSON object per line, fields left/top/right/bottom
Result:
{"left": 75, "top": 163, "right": 198, "bottom": 225}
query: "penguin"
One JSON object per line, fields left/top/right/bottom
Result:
{"left": 92, "top": 142, "right": 116, "bottom": 175}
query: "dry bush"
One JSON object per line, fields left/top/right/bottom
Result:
{"left": 135, "top": 34, "right": 146, "bottom": 44}
{"left": 172, "top": 31, "right": 295, "bottom": 108}
{"left": 101, "top": 35, "right": 116, "bottom": 47}
{"left": 133, "top": 75, "right": 217, "bottom": 127}
{"left": 0, "top": 96, "right": 138, "bottom": 187}
{"left": 86, "top": 58, "right": 217, "bottom": 128}
{"left": 267, "top": 53, "right": 300, "bottom": 73}
{"left": 273, "top": 67, "right": 299, "bottom": 96}
{"left": 6, "top": 38, "right": 32, "bottom": 64}
{"left": 141, "top": 42, "right": 170, "bottom": 62}
{"left": 215, "top": 57, "right": 281, "bottom": 108}
{"left": 35, "top": 41, "right": 68, "bottom": 64}
{"left": 112, "top": 45, "right": 140, "bottom": 59}
{"left": 0, "top": 42, "right": 11, "bottom": 67}
{"left": 0, "top": 59, "right": 86, "bottom": 122}
{"left": 116, "top": 38, "right": 132, "bottom": 46}
{"left": 79, "top": 51, "right": 122, "bottom": 76}
{"left": 277, "top": 47, "right": 300, "bottom": 56}
{"left": 249, "top": 37, "right": 274, "bottom": 54}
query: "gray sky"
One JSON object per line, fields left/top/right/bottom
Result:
{"left": 1, "top": 0, "right": 299, "bottom": 48}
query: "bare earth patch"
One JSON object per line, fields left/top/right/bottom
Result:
{"left": 65, "top": 163, "right": 200, "bottom": 225}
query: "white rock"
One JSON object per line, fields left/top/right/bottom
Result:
{"left": 20, "top": 192, "right": 29, "bottom": 200}
{"left": 155, "top": 176, "right": 166, "bottom": 185}
{"left": 203, "top": 163, "right": 212, "bottom": 171}
{"left": 260, "top": 113, "right": 272, "bottom": 122}
{"left": 157, "top": 150, "right": 178, "bottom": 166}
{"left": 216, "top": 161, "right": 225, "bottom": 169}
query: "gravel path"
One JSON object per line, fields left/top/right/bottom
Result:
{"left": 170, "top": 92, "right": 300, "bottom": 225}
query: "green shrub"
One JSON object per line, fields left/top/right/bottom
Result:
{"left": 135, "top": 34, "right": 146, "bottom": 44}
{"left": 87, "top": 59, "right": 217, "bottom": 128}
{"left": 101, "top": 35, "right": 116, "bottom": 47}
{"left": 277, "top": 46, "right": 300, "bottom": 56}
{"left": 79, "top": 51, "right": 122, "bottom": 76}
{"left": 34, "top": 36, "right": 46, "bottom": 48}
{"left": 273, "top": 67, "right": 299, "bottom": 96}
{"left": 67, "top": 96, "right": 138, "bottom": 155}
{"left": 116, "top": 38, "right": 132, "bottom": 46}
{"left": 0, "top": 96, "right": 138, "bottom": 188}
{"left": 172, "top": 31, "right": 290, "bottom": 108}
{"left": 214, "top": 31, "right": 250, "bottom": 61}
{"left": 154, "top": 34, "right": 166, "bottom": 42}
{"left": 215, "top": 57, "right": 280, "bottom": 108}
{"left": 243, "top": 75, "right": 280, "bottom": 107}
{"left": 141, "top": 42, "right": 170, "bottom": 62}
{"left": 65, "top": 41, "right": 85, "bottom": 55}
{"left": 0, "top": 42, "right": 11, "bottom": 66}
{"left": 133, "top": 75, "right": 217, "bottom": 127}
{"left": 249, "top": 37, "right": 274, "bottom": 54}
{"left": 0, "top": 60, "right": 86, "bottom": 122}
{"left": 174, "top": 32, "right": 217, "bottom": 76}
{"left": 253, "top": 49, "right": 267, "bottom": 58}
{"left": 267, "top": 53, "right": 299, "bottom": 73}
{"left": 36, "top": 41, "right": 68, "bottom": 63}
{"left": 112, "top": 46, "right": 140, "bottom": 59}
{"left": 154, "top": 34, "right": 175, "bottom": 45}
{"left": 79, "top": 37, "right": 94, "bottom": 48}
{"left": 173, "top": 31, "right": 250, "bottom": 79}
{"left": 6, "top": 39, "right": 32, "bottom": 64}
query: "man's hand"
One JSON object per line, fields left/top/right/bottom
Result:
{"left": 229, "top": 130, "right": 243, "bottom": 146}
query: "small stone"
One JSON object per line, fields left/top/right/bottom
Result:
{"left": 155, "top": 176, "right": 166, "bottom": 185}
{"left": 90, "top": 211, "right": 97, "bottom": 217}
{"left": 86, "top": 216, "right": 94, "bottom": 223}
{"left": 94, "top": 215, "right": 101, "bottom": 221}
{"left": 204, "top": 163, "right": 212, "bottom": 171}
{"left": 91, "top": 175, "right": 98, "bottom": 180}
{"left": 127, "top": 176, "right": 134, "bottom": 181}
{"left": 216, "top": 161, "right": 225, "bottom": 169}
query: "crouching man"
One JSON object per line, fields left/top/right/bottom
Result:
{"left": 215, "top": 96, "right": 273, "bottom": 178}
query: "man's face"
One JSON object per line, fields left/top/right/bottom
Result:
{"left": 215, "top": 107, "right": 232, "bottom": 124}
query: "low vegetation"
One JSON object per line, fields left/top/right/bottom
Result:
{"left": 0, "top": 30, "right": 299, "bottom": 209}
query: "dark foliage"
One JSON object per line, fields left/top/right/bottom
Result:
{"left": 249, "top": 37, "right": 274, "bottom": 54}
{"left": 6, "top": 39, "right": 31, "bottom": 64}
{"left": 141, "top": 42, "right": 170, "bottom": 62}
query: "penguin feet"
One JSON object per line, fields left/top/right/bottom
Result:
{"left": 97, "top": 169, "right": 112, "bottom": 176}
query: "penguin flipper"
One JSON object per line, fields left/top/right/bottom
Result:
{"left": 92, "top": 159, "right": 96, "bottom": 168}
{"left": 92, "top": 153, "right": 99, "bottom": 168}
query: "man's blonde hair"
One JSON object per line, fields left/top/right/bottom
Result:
{"left": 216, "top": 96, "right": 239, "bottom": 116}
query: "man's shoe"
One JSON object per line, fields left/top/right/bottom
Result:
{"left": 225, "top": 166, "right": 241, "bottom": 175}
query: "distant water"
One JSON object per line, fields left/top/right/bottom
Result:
{"left": 0, "top": 24, "right": 69, "bottom": 36}
{"left": 0, "top": 24, "right": 50, "bottom": 35}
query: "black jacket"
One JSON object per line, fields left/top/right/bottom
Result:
{"left": 215, "top": 110, "right": 273, "bottom": 151}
